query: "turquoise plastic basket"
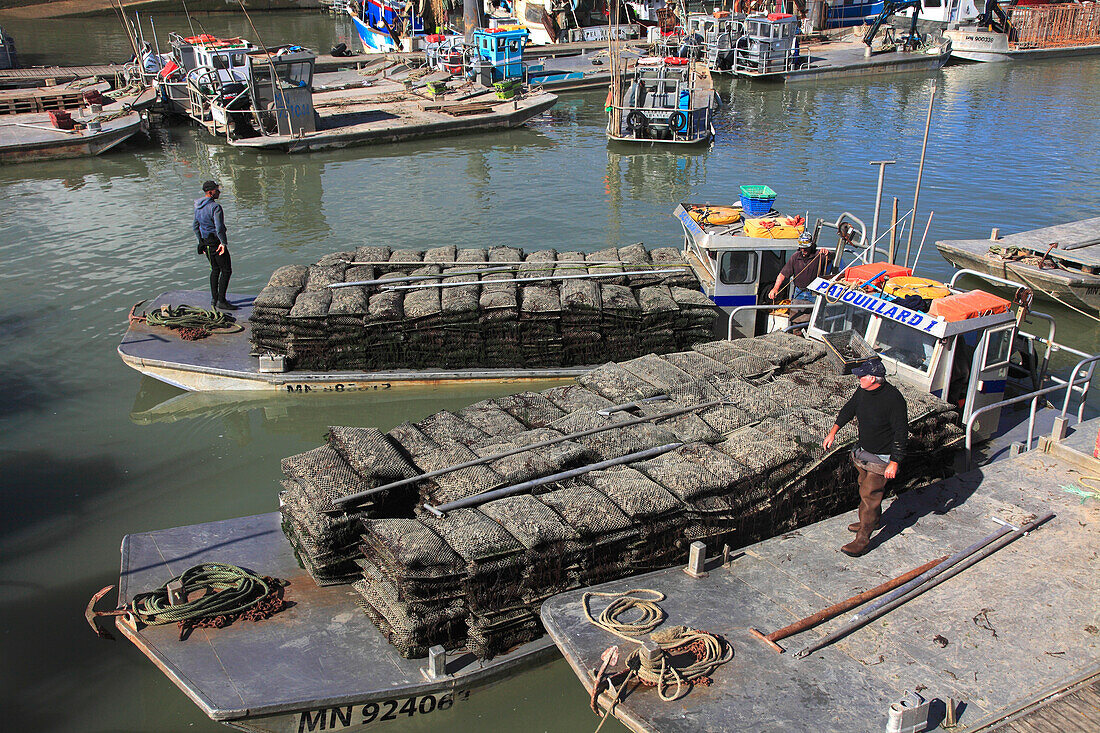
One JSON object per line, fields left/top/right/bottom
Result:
{"left": 739, "top": 185, "right": 777, "bottom": 216}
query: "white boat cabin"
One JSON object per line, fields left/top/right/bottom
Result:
{"left": 803, "top": 275, "right": 1017, "bottom": 439}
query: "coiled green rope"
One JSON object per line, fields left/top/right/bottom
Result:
{"left": 128, "top": 563, "right": 284, "bottom": 627}
{"left": 130, "top": 303, "right": 243, "bottom": 340}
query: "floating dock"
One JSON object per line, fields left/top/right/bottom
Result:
{"left": 936, "top": 217, "right": 1100, "bottom": 315}
{"left": 541, "top": 418, "right": 1100, "bottom": 733}
{"left": 744, "top": 40, "right": 950, "bottom": 82}
{"left": 115, "top": 511, "right": 559, "bottom": 733}
{"left": 118, "top": 290, "right": 591, "bottom": 391}
{"left": 0, "top": 84, "right": 154, "bottom": 164}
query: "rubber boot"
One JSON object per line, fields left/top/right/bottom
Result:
{"left": 841, "top": 526, "right": 873, "bottom": 557}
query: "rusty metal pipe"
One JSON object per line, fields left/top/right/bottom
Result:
{"left": 750, "top": 554, "right": 948, "bottom": 653}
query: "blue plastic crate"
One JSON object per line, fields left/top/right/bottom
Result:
{"left": 739, "top": 185, "right": 776, "bottom": 216}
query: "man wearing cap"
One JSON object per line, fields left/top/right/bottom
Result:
{"left": 767, "top": 232, "right": 832, "bottom": 303}
{"left": 192, "top": 181, "right": 237, "bottom": 311}
{"left": 822, "top": 359, "right": 908, "bottom": 557}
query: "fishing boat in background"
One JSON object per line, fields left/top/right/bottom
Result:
{"left": 936, "top": 216, "right": 1100, "bottom": 316}
{"left": 486, "top": 0, "right": 643, "bottom": 46}
{"left": 346, "top": 0, "right": 435, "bottom": 53}
{"left": 607, "top": 57, "right": 718, "bottom": 144}
{"left": 946, "top": 0, "right": 1100, "bottom": 62}
{"left": 0, "top": 79, "right": 153, "bottom": 164}
{"left": 150, "top": 31, "right": 557, "bottom": 153}
{"left": 0, "top": 25, "right": 16, "bottom": 70}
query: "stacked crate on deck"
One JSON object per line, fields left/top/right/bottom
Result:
{"left": 280, "top": 334, "right": 966, "bottom": 660}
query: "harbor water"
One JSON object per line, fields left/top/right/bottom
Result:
{"left": 1, "top": 10, "right": 1099, "bottom": 732}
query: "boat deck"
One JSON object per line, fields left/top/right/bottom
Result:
{"left": 743, "top": 41, "right": 950, "bottom": 82}
{"left": 936, "top": 217, "right": 1100, "bottom": 314}
{"left": 118, "top": 290, "right": 591, "bottom": 391}
{"left": 541, "top": 418, "right": 1100, "bottom": 733}
{"left": 0, "top": 85, "right": 153, "bottom": 163}
{"left": 116, "top": 512, "right": 558, "bottom": 728}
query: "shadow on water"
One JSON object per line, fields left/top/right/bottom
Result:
{"left": 0, "top": 451, "right": 125, "bottom": 551}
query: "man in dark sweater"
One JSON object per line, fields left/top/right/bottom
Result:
{"left": 822, "top": 359, "right": 908, "bottom": 557}
{"left": 767, "top": 232, "right": 832, "bottom": 303}
{"left": 192, "top": 180, "right": 237, "bottom": 311}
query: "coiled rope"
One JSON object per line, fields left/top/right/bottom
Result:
{"left": 129, "top": 302, "right": 243, "bottom": 340}
{"left": 128, "top": 563, "right": 287, "bottom": 639}
{"left": 583, "top": 589, "right": 667, "bottom": 641}
{"left": 625, "top": 624, "right": 734, "bottom": 701}
{"left": 583, "top": 589, "right": 733, "bottom": 705}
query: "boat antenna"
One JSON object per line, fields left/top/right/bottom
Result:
{"left": 905, "top": 79, "right": 936, "bottom": 268}
{"left": 112, "top": 0, "right": 140, "bottom": 59}
{"left": 180, "top": 0, "right": 197, "bottom": 37}
{"left": 233, "top": 0, "right": 292, "bottom": 132}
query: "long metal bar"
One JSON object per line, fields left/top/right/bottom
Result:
{"left": 752, "top": 554, "right": 948, "bottom": 652}
{"left": 338, "top": 260, "right": 689, "bottom": 267}
{"left": 911, "top": 210, "right": 935, "bottom": 271}
{"left": 423, "top": 442, "right": 684, "bottom": 516}
{"left": 330, "top": 265, "right": 515, "bottom": 288}
{"left": 383, "top": 268, "right": 683, "bottom": 291}
{"left": 334, "top": 399, "right": 723, "bottom": 508}
{"left": 795, "top": 512, "right": 1054, "bottom": 659}
{"left": 727, "top": 304, "right": 813, "bottom": 341}
{"left": 597, "top": 394, "right": 670, "bottom": 416}
{"left": 905, "top": 79, "right": 936, "bottom": 267}
{"left": 868, "top": 160, "right": 895, "bottom": 248}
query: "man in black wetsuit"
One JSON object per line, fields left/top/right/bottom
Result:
{"left": 192, "top": 180, "right": 237, "bottom": 311}
{"left": 822, "top": 359, "right": 908, "bottom": 557}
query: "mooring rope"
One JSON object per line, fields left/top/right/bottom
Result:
{"left": 129, "top": 303, "right": 244, "bottom": 340}
{"left": 128, "top": 562, "right": 287, "bottom": 638}
{"left": 583, "top": 589, "right": 733, "bottom": 704}
{"left": 583, "top": 589, "right": 667, "bottom": 642}
{"left": 625, "top": 624, "right": 734, "bottom": 702}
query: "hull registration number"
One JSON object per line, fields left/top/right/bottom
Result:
{"left": 297, "top": 691, "right": 469, "bottom": 731}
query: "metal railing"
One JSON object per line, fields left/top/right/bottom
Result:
{"left": 727, "top": 303, "right": 813, "bottom": 340}
{"left": 965, "top": 351, "right": 1100, "bottom": 458}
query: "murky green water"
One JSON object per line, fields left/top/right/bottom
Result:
{"left": 1, "top": 9, "right": 1098, "bottom": 732}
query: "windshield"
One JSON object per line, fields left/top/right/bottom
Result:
{"left": 874, "top": 318, "right": 937, "bottom": 373}
{"left": 812, "top": 301, "right": 872, "bottom": 338}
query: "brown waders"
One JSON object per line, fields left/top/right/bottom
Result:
{"left": 843, "top": 450, "right": 889, "bottom": 556}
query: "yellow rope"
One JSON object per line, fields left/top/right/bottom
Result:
{"left": 582, "top": 588, "right": 667, "bottom": 642}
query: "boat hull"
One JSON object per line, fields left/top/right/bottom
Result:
{"left": 118, "top": 290, "right": 592, "bottom": 391}
{"left": 0, "top": 116, "right": 142, "bottom": 164}
{"left": 945, "top": 28, "right": 1100, "bottom": 62}
{"left": 116, "top": 512, "right": 560, "bottom": 733}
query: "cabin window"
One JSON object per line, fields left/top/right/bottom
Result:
{"left": 873, "top": 318, "right": 937, "bottom": 372}
{"left": 981, "top": 327, "right": 1013, "bottom": 370}
{"left": 813, "top": 301, "right": 872, "bottom": 338}
{"left": 719, "top": 251, "right": 757, "bottom": 284}
{"left": 276, "top": 61, "right": 313, "bottom": 88}
{"left": 229, "top": 53, "right": 245, "bottom": 67}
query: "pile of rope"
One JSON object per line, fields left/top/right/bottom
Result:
{"left": 129, "top": 302, "right": 243, "bottom": 340}
{"left": 989, "top": 244, "right": 1060, "bottom": 270}
{"left": 128, "top": 563, "right": 288, "bottom": 640}
{"left": 584, "top": 589, "right": 733, "bottom": 706}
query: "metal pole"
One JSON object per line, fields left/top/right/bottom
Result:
{"left": 906, "top": 79, "right": 937, "bottom": 267}
{"left": 889, "top": 197, "right": 898, "bottom": 264}
{"left": 335, "top": 400, "right": 723, "bottom": 508}
{"left": 911, "top": 210, "right": 934, "bottom": 270}
{"left": 464, "top": 0, "right": 478, "bottom": 43}
{"left": 795, "top": 512, "right": 1054, "bottom": 658}
{"left": 383, "top": 268, "right": 683, "bottom": 291}
{"left": 868, "top": 160, "right": 895, "bottom": 248}
{"left": 150, "top": 16, "right": 162, "bottom": 59}
{"left": 424, "top": 443, "right": 684, "bottom": 516}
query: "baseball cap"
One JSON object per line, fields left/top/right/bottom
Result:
{"left": 798, "top": 232, "right": 815, "bottom": 247}
{"left": 852, "top": 359, "right": 886, "bottom": 378}
{"left": 202, "top": 180, "right": 221, "bottom": 192}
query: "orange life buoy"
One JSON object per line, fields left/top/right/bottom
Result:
{"left": 664, "top": 56, "right": 689, "bottom": 65}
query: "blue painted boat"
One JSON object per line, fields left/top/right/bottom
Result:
{"left": 347, "top": 0, "right": 429, "bottom": 54}
{"left": 826, "top": 0, "right": 885, "bottom": 28}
